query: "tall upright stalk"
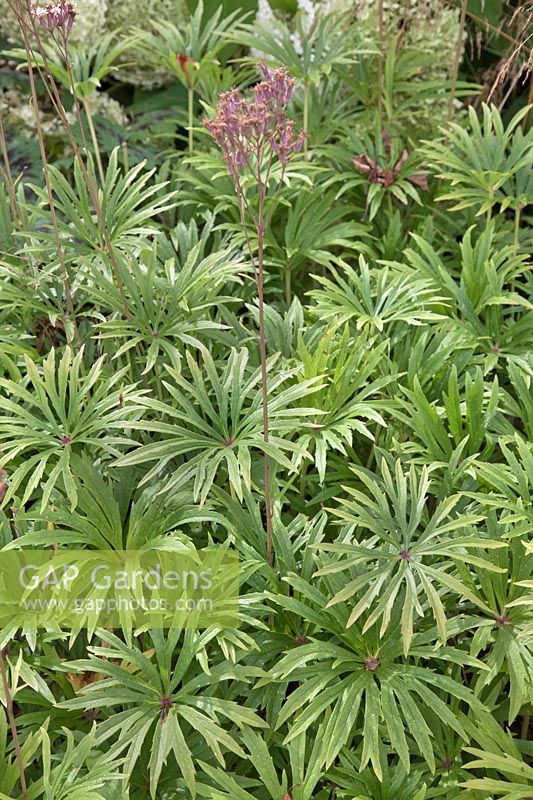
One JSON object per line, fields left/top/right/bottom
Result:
{"left": 448, "top": 0, "right": 467, "bottom": 122}
{"left": 256, "top": 218, "right": 273, "bottom": 563}
{"left": 284, "top": 266, "right": 292, "bottom": 305}
{"left": 176, "top": 57, "right": 195, "bottom": 154}
{"left": 121, "top": 140, "right": 129, "bottom": 173}
{"left": 188, "top": 87, "right": 194, "bottom": 154}
{"left": 303, "top": 81, "right": 310, "bottom": 154}
{"left": 0, "top": 114, "right": 18, "bottom": 223}
{"left": 82, "top": 97, "right": 106, "bottom": 185}
{"left": 12, "top": 0, "right": 77, "bottom": 344}
{"left": 0, "top": 648, "right": 29, "bottom": 800}
{"left": 205, "top": 66, "right": 305, "bottom": 566}
{"left": 514, "top": 203, "right": 521, "bottom": 249}
{"left": 12, "top": 0, "right": 132, "bottom": 323}
{"left": 235, "top": 187, "right": 274, "bottom": 564}
{"left": 524, "top": 74, "right": 533, "bottom": 131}
{"left": 377, "top": 0, "right": 384, "bottom": 122}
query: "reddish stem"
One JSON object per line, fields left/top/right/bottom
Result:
{"left": 0, "top": 649, "right": 29, "bottom": 800}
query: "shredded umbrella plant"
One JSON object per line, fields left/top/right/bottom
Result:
{"left": 204, "top": 64, "right": 305, "bottom": 565}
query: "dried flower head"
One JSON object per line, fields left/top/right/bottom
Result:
{"left": 353, "top": 148, "right": 429, "bottom": 192}
{"left": 32, "top": 1, "right": 77, "bottom": 33}
{"left": 176, "top": 53, "right": 194, "bottom": 87}
{"left": 204, "top": 64, "right": 305, "bottom": 184}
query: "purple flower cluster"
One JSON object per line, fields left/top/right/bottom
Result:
{"left": 32, "top": 1, "right": 77, "bottom": 33}
{"left": 204, "top": 64, "right": 305, "bottom": 183}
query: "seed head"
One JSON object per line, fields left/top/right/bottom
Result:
{"left": 204, "top": 63, "right": 305, "bottom": 184}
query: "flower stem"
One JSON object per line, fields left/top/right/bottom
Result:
{"left": 0, "top": 114, "right": 18, "bottom": 222}
{"left": 82, "top": 96, "right": 105, "bottom": 186}
{"left": 188, "top": 87, "right": 194, "bottom": 154}
{"left": 524, "top": 74, "right": 533, "bottom": 131}
{"left": 0, "top": 649, "right": 29, "bottom": 800}
{"left": 13, "top": 0, "right": 77, "bottom": 345}
{"left": 257, "top": 220, "right": 273, "bottom": 566}
{"left": 26, "top": 14, "right": 132, "bottom": 324}
{"left": 447, "top": 0, "right": 466, "bottom": 122}
{"left": 303, "top": 82, "right": 310, "bottom": 153}
{"left": 514, "top": 204, "right": 521, "bottom": 249}
{"left": 284, "top": 266, "right": 291, "bottom": 305}
{"left": 121, "top": 140, "right": 129, "bottom": 173}
{"left": 377, "top": 0, "right": 384, "bottom": 122}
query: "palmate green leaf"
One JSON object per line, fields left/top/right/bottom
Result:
{"left": 391, "top": 224, "right": 533, "bottom": 370}
{"left": 6, "top": 32, "right": 138, "bottom": 101}
{"left": 225, "top": 188, "right": 371, "bottom": 287}
{"left": 309, "top": 255, "right": 448, "bottom": 333}
{"left": 0, "top": 707, "right": 43, "bottom": 799}
{"left": 6, "top": 455, "right": 229, "bottom": 552}
{"left": 0, "top": 646, "right": 55, "bottom": 706}
{"left": 291, "top": 328, "right": 393, "bottom": 482}
{"left": 261, "top": 188, "right": 370, "bottom": 274}
{"left": 229, "top": 11, "right": 357, "bottom": 85}
{"left": 319, "top": 459, "right": 502, "bottom": 651}
{"left": 267, "top": 574, "right": 486, "bottom": 780}
{"left": 468, "top": 435, "right": 533, "bottom": 539}
{"left": 449, "top": 524, "right": 533, "bottom": 724}
{"left": 502, "top": 361, "right": 533, "bottom": 442}
{"left": 32, "top": 726, "right": 123, "bottom": 800}
{"left": 115, "top": 346, "right": 324, "bottom": 503}
{"left": 90, "top": 239, "right": 244, "bottom": 375}
{"left": 197, "top": 726, "right": 326, "bottom": 800}
{"left": 0, "top": 248, "right": 79, "bottom": 333}
{"left": 461, "top": 747, "right": 533, "bottom": 799}
{"left": 60, "top": 629, "right": 266, "bottom": 798}
{"left": 327, "top": 120, "right": 431, "bottom": 219}
{"left": 329, "top": 746, "right": 431, "bottom": 800}
{"left": 0, "top": 325, "right": 36, "bottom": 382}
{"left": 135, "top": 0, "right": 246, "bottom": 96}
{"left": 423, "top": 103, "right": 533, "bottom": 215}
{"left": 0, "top": 348, "right": 147, "bottom": 511}
{"left": 398, "top": 366, "right": 500, "bottom": 462}
{"left": 30, "top": 149, "right": 178, "bottom": 258}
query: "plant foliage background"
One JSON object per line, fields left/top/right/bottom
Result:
{"left": 0, "top": 0, "right": 532, "bottom": 798}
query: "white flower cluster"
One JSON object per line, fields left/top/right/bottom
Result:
{"left": 86, "top": 90, "right": 128, "bottom": 126}
{"left": 254, "top": 0, "right": 463, "bottom": 124}
{"left": 1, "top": 0, "right": 188, "bottom": 85}
{"left": 0, "top": 86, "right": 76, "bottom": 134}
{"left": 255, "top": 0, "right": 340, "bottom": 56}
{"left": 1, "top": 84, "right": 126, "bottom": 134}
{"left": 1, "top": 0, "right": 106, "bottom": 46}
{"left": 353, "top": 0, "right": 464, "bottom": 125}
